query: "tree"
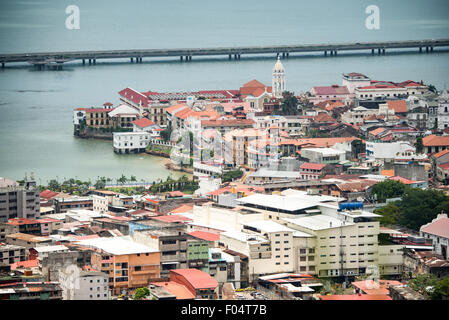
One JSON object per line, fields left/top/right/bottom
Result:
{"left": 117, "top": 174, "right": 127, "bottom": 185}
{"left": 416, "top": 136, "right": 424, "bottom": 154}
{"left": 134, "top": 287, "right": 150, "bottom": 300}
{"left": 278, "top": 91, "right": 299, "bottom": 115}
{"left": 94, "top": 177, "right": 106, "bottom": 190}
{"left": 431, "top": 276, "right": 449, "bottom": 300}
{"left": 409, "top": 274, "right": 438, "bottom": 297}
{"left": 130, "top": 175, "right": 137, "bottom": 182}
{"left": 428, "top": 84, "right": 437, "bottom": 93}
{"left": 48, "top": 179, "right": 60, "bottom": 191}
{"left": 371, "top": 180, "right": 408, "bottom": 203}
{"left": 375, "top": 203, "right": 402, "bottom": 226}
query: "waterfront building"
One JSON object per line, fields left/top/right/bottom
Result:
{"left": 272, "top": 57, "right": 285, "bottom": 99}
{"left": 0, "top": 177, "right": 40, "bottom": 223}
{"left": 342, "top": 72, "right": 371, "bottom": 94}
{"left": 113, "top": 132, "right": 151, "bottom": 154}
{"left": 107, "top": 104, "right": 140, "bottom": 129}
{"left": 355, "top": 80, "right": 428, "bottom": 100}
{"left": 84, "top": 107, "right": 114, "bottom": 129}
{"left": 132, "top": 118, "right": 157, "bottom": 132}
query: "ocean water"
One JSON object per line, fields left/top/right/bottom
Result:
{"left": 0, "top": 0, "right": 448, "bottom": 183}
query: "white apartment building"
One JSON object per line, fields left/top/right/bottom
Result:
{"left": 92, "top": 195, "right": 109, "bottom": 214}
{"left": 113, "top": 132, "right": 151, "bottom": 154}
{"left": 420, "top": 213, "right": 449, "bottom": 260}
{"left": 61, "top": 270, "right": 110, "bottom": 300}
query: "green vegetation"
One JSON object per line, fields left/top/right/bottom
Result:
{"left": 371, "top": 180, "right": 408, "bottom": 203}
{"left": 133, "top": 287, "right": 150, "bottom": 300}
{"left": 42, "top": 178, "right": 91, "bottom": 195}
{"left": 375, "top": 187, "right": 449, "bottom": 230}
{"left": 431, "top": 276, "right": 449, "bottom": 300}
{"left": 146, "top": 144, "right": 172, "bottom": 156}
{"left": 276, "top": 91, "right": 300, "bottom": 116}
{"left": 221, "top": 169, "right": 244, "bottom": 183}
{"left": 150, "top": 175, "right": 197, "bottom": 194}
{"left": 415, "top": 136, "right": 424, "bottom": 154}
{"left": 160, "top": 123, "right": 173, "bottom": 142}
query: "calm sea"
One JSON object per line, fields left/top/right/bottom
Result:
{"left": 0, "top": 0, "right": 448, "bottom": 183}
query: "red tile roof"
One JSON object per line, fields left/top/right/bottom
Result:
{"left": 421, "top": 217, "right": 449, "bottom": 238}
{"left": 423, "top": 135, "right": 449, "bottom": 147}
{"left": 389, "top": 176, "right": 422, "bottom": 185}
{"left": 312, "top": 85, "right": 349, "bottom": 95}
{"left": 188, "top": 231, "right": 220, "bottom": 242}
{"left": 7, "top": 218, "right": 41, "bottom": 225}
{"left": 150, "top": 281, "right": 195, "bottom": 300}
{"left": 40, "top": 189, "right": 60, "bottom": 199}
{"left": 151, "top": 215, "right": 192, "bottom": 224}
{"left": 118, "top": 87, "right": 149, "bottom": 107}
{"left": 300, "top": 163, "right": 327, "bottom": 171}
{"left": 314, "top": 113, "right": 336, "bottom": 123}
{"left": 132, "top": 118, "right": 155, "bottom": 128}
{"left": 85, "top": 108, "right": 114, "bottom": 113}
{"left": 170, "top": 268, "right": 218, "bottom": 290}
{"left": 169, "top": 205, "right": 193, "bottom": 214}
{"left": 387, "top": 100, "right": 408, "bottom": 113}
{"left": 351, "top": 280, "right": 403, "bottom": 295}
{"left": 432, "top": 148, "right": 449, "bottom": 159}
{"left": 10, "top": 259, "right": 38, "bottom": 270}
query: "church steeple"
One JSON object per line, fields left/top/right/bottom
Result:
{"left": 272, "top": 57, "right": 285, "bottom": 98}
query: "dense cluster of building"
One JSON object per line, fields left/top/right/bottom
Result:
{"left": 4, "top": 59, "right": 448, "bottom": 300}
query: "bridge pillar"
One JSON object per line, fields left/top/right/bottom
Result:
{"left": 88, "top": 59, "right": 91, "bottom": 64}
{"left": 180, "top": 56, "right": 183, "bottom": 61}
{"left": 426, "top": 46, "right": 429, "bottom": 53}
{"left": 282, "top": 52, "right": 285, "bottom": 58}
{"left": 334, "top": 50, "right": 337, "bottom": 55}
{"left": 382, "top": 48, "right": 385, "bottom": 54}
{"left": 378, "top": 48, "right": 381, "bottom": 54}
{"left": 431, "top": 46, "right": 434, "bottom": 52}
{"left": 2, "top": 62, "right": 4, "bottom": 68}
{"left": 131, "top": 57, "right": 133, "bottom": 63}
{"left": 238, "top": 54, "right": 240, "bottom": 59}
{"left": 93, "top": 59, "right": 96, "bottom": 64}
{"left": 82, "top": 59, "right": 85, "bottom": 65}
{"left": 286, "top": 52, "right": 289, "bottom": 58}
{"left": 324, "top": 50, "right": 327, "bottom": 56}
{"left": 371, "top": 49, "right": 374, "bottom": 54}
{"left": 229, "top": 54, "right": 231, "bottom": 60}
{"left": 419, "top": 47, "right": 422, "bottom": 53}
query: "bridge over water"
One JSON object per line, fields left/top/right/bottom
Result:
{"left": 1, "top": 38, "right": 448, "bottom": 69}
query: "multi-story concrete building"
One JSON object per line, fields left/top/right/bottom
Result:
{"left": 78, "top": 236, "right": 161, "bottom": 296}
{"left": 132, "top": 221, "right": 191, "bottom": 278}
{"left": 0, "top": 244, "right": 27, "bottom": 266}
{"left": 113, "top": 132, "right": 152, "bottom": 154}
{"left": 53, "top": 196, "right": 93, "bottom": 213}
{"left": 0, "top": 177, "right": 40, "bottom": 223}
{"left": 61, "top": 269, "right": 110, "bottom": 300}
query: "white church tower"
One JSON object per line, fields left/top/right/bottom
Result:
{"left": 272, "top": 57, "right": 285, "bottom": 98}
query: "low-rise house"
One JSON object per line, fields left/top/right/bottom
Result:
{"left": 420, "top": 213, "right": 449, "bottom": 259}
{"left": 0, "top": 281, "right": 63, "bottom": 300}
{"left": 61, "top": 269, "right": 110, "bottom": 300}
{"left": 168, "top": 268, "right": 219, "bottom": 299}
{"left": 257, "top": 273, "right": 323, "bottom": 300}
{"left": 5, "top": 233, "right": 52, "bottom": 250}
{"left": 404, "top": 250, "right": 449, "bottom": 279}
{"left": 300, "top": 163, "right": 327, "bottom": 180}
{"left": 54, "top": 196, "right": 93, "bottom": 213}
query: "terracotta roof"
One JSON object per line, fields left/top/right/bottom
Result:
{"left": 300, "top": 163, "right": 327, "bottom": 171}
{"left": 10, "top": 259, "right": 38, "bottom": 270}
{"left": 421, "top": 217, "right": 449, "bottom": 238}
{"left": 432, "top": 148, "right": 449, "bottom": 158}
{"left": 150, "top": 281, "right": 195, "bottom": 300}
{"left": 314, "top": 113, "right": 336, "bottom": 123}
{"left": 132, "top": 118, "right": 155, "bottom": 128}
{"left": 389, "top": 176, "right": 422, "bottom": 185}
{"left": 151, "top": 215, "right": 192, "bottom": 224}
{"left": 351, "top": 280, "right": 403, "bottom": 295}
{"left": 169, "top": 205, "right": 193, "bottom": 214}
{"left": 167, "top": 191, "right": 185, "bottom": 197}
{"left": 201, "top": 119, "right": 254, "bottom": 127}
{"left": 85, "top": 108, "right": 114, "bottom": 113}
{"left": 170, "top": 268, "right": 218, "bottom": 290}
{"left": 40, "top": 189, "right": 60, "bottom": 199}
{"left": 369, "top": 127, "right": 385, "bottom": 136}
{"left": 381, "top": 169, "right": 395, "bottom": 177}
{"left": 165, "top": 103, "right": 188, "bottom": 114}
{"left": 7, "top": 218, "right": 41, "bottom": 225}
{"left": 188, "top": 231, "right": 220, "bottom": 242}
{"left": 242, "top": 79, "right": 266, "bottom": 88}
{"left": 438, "top": 163, "right": 449, "bottom": 170}
{"left": 118, "top": 87, "right": 149, "bottom": 107}
{"left": 320, "top": 294, "right": 392, "bottom": 300}
{"left": 423, "top": 135, "right": 449, "bottom": 147}
{"left": 387, "top": 100, "right": 408, "bottom": 113}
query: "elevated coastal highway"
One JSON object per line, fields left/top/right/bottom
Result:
{"left": 1, "top": 38, "right": 448, "bottom": 69}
